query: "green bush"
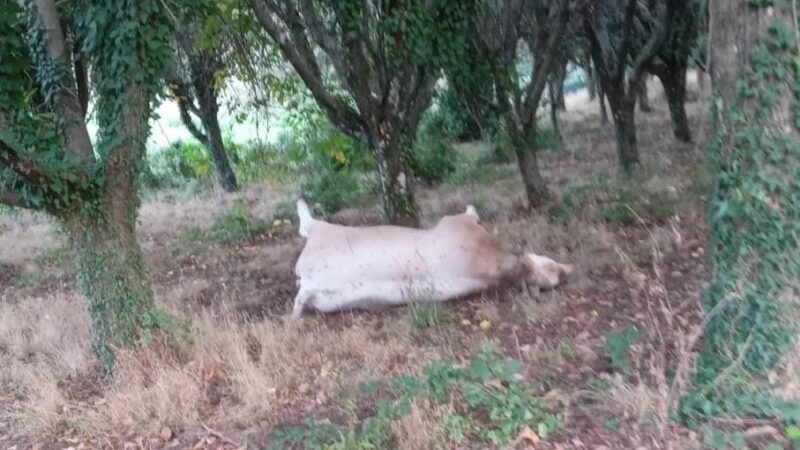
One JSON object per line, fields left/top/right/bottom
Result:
{"left": 278, "top": 97, "right": 373, "bottom": 172}
{"left": 412, "top": 134, "right": 458, "bottom": 184}
{"left": 302, "top": 158, "right": 363, "bottom": 216}
{"left": 140, "top": 140, "right": 213, "bottom": 191}
{"left": 272, "top": 199, "right": 296, "bottom": 223}
{"left": 209, "top": 199, "right": 267, "bottom": 243}
{"left": 598, "top": 203, "right": 637, "bottom": 226}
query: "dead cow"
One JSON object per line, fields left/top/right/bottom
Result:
{"left": 291, "top": 199, "right": 573, "bottom": 317}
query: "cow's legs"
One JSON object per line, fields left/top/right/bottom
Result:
{"left": 291, "top": 289, "right": 313, "bottom": 318}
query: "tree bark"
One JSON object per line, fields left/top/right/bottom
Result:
{"left": 68, "top": 84, "right": 162, "bottom": 371}
{"left": 700, "top": 0, "right": 799, "bottom": 381}
{"left": 68, "top": 216, "right": 159, "bottom": 370}
{"left": 548, "top": 82, "right": 562, "bottom": 140}
{"left": 599, "top": 88, "right": 609, "bottom": 124}
{"left": 552, "top": 61, "right": 567, "bottom": 111}
{"left": 508, "top": 119, "right": 550, "bottom": 208}
{"left": 373, "top": 132, "right": 420, "bottom": 227}
{"left": 184, "top": 41, "right": 240, "bottom": 193}
{"left": 638, "top": 76, "right": 652, "bottom": 113}
{"left": 195, "top": 84, "right": 239, "bottom": 192}
{"left": 607, "top": 89, "right": 640, "bottom": 171}
{"left": 585, "top": 60, "right": 596, "bottom": 100}
{"left": 658, "top": 66, "right": 691, "bottom": 142}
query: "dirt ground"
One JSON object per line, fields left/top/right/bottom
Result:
{"left": 0, "top": 80, "right": 739, "bottom": 449}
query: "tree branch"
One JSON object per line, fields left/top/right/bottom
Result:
{"left": 0, "top": 137, "right": 52, "bottom": 187}
{"left": 615, "top": 0, "right": 639, "bottom": 80}
{"left": 521, "top": 0, "right": 569, "bottom": 128}
{"left": 249, "top": 0, "right": 365, "bottom": 140}
{"left": 0, "top": 192, "right": 26, "bottom": 209}
{"left": 32, "top": 0, "right": 95, "bottom": 166}
{"left": 177, "top": 97, "right": 208, "bottom": 144}
{"left": 629, "top": 1, "right": 675, "bottom": 84}
{"left": 167, "top": 76, "right": 208, "bottom": 143}
{"left": 301, "top": 0, "right": 377, "bottom": 122}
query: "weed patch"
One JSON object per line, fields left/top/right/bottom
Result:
{"left": 407, "top": 301, "right": 449, "bottom": 330}
{"left": 269, "top": 345, "right": 562, "bottom": 449}
{"left": 209, "top": 200, "right": 267, "bottom": 243}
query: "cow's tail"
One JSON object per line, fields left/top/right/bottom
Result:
{"left": 297, "top": 198, "right": 314, "bottom": 238}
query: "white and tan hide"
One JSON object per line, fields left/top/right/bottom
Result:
{"left": 291, "top": 199, "right": 572, "bottom": 317}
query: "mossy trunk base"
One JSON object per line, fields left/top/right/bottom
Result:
{"left": 70, "top": 219, "right": 162, "bottom": 370}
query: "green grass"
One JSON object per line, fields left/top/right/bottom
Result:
{"left": 407, "top": 301, "right": 448, "bottom": 330}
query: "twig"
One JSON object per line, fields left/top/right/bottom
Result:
{"left": 707, "top": 330, "right": 755, "bottom": 394}
{"left": 201, "top": 423, "right": 241, "bottom": 447}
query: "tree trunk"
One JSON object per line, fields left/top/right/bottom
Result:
{"left": 599, "top": 89, "right": 609, "bottom": 125}
{"left": 585, "top": 61, "right": 597, "bottom": 100}
{"left": 658, "top": 66, "right": 691, "bottom": 142}
{"left": 638, "top": 76, "right": 652, "bottom": 113}
{"left": 68, "top": 215, "right": 160, "bottom": 370}
{"left": 548, "top": 82, "right": 562, "bottom": 140}
{"left": 199, "top": 102, "right": 239, "bottom": 192}
{"left": 552, "top": 62, "right": 567, "bottom": 111}
{"left": 194, "top": 69, "right": 239, "bottom": 193}
{"left": 607, "top": 90, "right": 640, "bottom": 171}
{"left": 508, "top": 121, "right": 550, "bottom": 208}
{"left": 69, "top": 83, "right": 165, "bottom": 372}
{"left": 700, "top": 0, "right": 798, "bottom": 384}
{"left": 374, "top": 133, "right": 420, "bottom": 227}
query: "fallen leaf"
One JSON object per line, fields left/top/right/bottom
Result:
{"left": 485, "top": 378, "right": 504, "bottom": 390}
{"left": 160, "top": 426, "right": 173, "bottom": 441}
{"left": 516, "top": 426, "right": 540, "bottom": 445}
{"left": 479, "top": 320, "right": 491, "bottom": 330}
{"left": 297, "top": 383, "right": 311, "bottom": 394}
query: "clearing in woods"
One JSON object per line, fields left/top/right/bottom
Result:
{"left": 1, "top": 82, "right": 714, "bottom": 448}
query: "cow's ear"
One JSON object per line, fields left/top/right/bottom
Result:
{"left": 465, "top": 205, "right": 480, "bottom": 222}
{"left": 523, "top": 253, "right": 572, "bottom": 289}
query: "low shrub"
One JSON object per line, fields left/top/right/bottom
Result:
{"left": 302, "top": 158, "right": 363, "bottom": 217}
{"left": 209, "top": 199, "right": 267, "bottom": 243}
{"left": 412, "top": 135, "right": 458, "bottom": 184}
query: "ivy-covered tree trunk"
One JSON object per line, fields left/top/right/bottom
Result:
{"left": 372, "top": 131, "right": 420, "bottom": 227}
{"left": 68, "top": 85, "right": 163, "bottom": 370}
{"left": 606, "top": 87, "right": 640, "bottom": 171}
{"left": 698, "top": 0, "right": 799, "bottom": 391}
{"left": 657, "top": 64, "right": 691, "bottom": 142}
{"left": 68, "top": 215, "right": 159, "bottom": 369}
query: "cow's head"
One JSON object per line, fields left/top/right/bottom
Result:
{"left": 522, "top": 253, "right": 573, "bottom": 289}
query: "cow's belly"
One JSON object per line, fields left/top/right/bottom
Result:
{"left": 299, "top": 276, "right": 489, "bottom": 313}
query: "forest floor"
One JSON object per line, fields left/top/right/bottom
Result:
{"left": 1, "top": 81, "right": 765, "bottom": 449}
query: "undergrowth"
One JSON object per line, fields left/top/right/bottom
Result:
{"left": 209, "top": 199, "right": 267, "bottom": 243}
{"left": 268, "top": 345, "right": 562, "bottom": 449}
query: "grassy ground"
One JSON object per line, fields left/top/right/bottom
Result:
{"left": 2, "top": 78, "right": 782, "bottom": 449}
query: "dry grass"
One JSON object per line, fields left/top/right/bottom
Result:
{"left": 73, "top": 308, "right": 435, "bottom": 435}
{"left": 391, "top": 398, "right": 450, "bottom": 450}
